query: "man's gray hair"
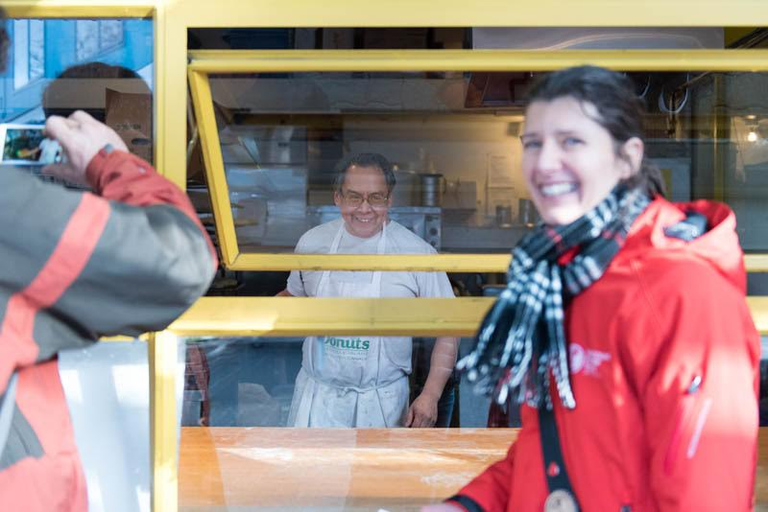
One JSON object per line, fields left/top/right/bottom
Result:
{"left": 333, "top": 153, "right": 396, "bottom": 193}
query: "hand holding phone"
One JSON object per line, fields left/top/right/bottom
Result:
{"left": 43, "top": 110, "right": 129, "bottom": 186}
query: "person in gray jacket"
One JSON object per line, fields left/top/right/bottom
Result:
{"left": 0, "top": 9, "right": 217, "bottom": 510}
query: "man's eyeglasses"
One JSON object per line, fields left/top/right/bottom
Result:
{"left": 340, "top": 190, "right": 389, "bottom": 208}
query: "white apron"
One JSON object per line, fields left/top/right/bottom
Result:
{"left": 288, "top": 222, "right": 411, "bottom": 427}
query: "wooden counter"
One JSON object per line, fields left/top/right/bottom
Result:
{"left": 180, "top": 427, "right": 768, "bottom": 511}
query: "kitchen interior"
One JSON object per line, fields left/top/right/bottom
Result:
{"left": 188, "top": 27, "right": 768, "bottom": 263}
{"left": 183, "top": 26, "right": 768, "bottom": 428}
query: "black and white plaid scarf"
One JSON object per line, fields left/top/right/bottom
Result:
{"left": 457, "top": 184, "right": 651, "bottom": 410}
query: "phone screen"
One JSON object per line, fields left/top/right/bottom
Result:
{"left": 1, "top": 124, "right": 62, "bottom": 165}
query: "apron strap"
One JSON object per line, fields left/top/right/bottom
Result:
{"left": 303, "top": 369, "right": 402, "bottom": 395}
{"left": 317, "top": 220, "right": 388, "bottom": 295}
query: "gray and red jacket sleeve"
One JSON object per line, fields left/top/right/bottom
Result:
{"left": 0, "top": 149, "right": 217, "bottom": 395}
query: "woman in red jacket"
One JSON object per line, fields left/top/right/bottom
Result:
{"left": 425, "top": 66, "right": 760, "bottom": 512}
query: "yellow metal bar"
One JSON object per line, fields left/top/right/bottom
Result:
{"left": 191, "top": 47, "right": 768, "bottom": 272}
{"left": 168, "top": 296, "right": 768, "bottom": 337}
{"left": 3, "top": 0, "right": 154, "bottom": 18}
{"left": 169, "top": 297, "right": 495, "bottom": 337}
{"left": 747, "top": 296, "right": 768, "bottom": 334}
{"left": 231, "top": 252, "right": 768, "bottom": 273}
{"left": 148, "top": 331, "right": 178, "bottom": 512}
{"left": 149, "top": 7, "right": 183, "bottom": 512}
{"left": 189, "top": 49, "right": 768, "bottom": 73}
{"left": 148, "top": 0, "right": 768, "bottom": 28}
{"left": 152, "top": 0, "right": 165, "bottom": 181}
{"left": 230, "top": 253, "right": 512, "bottom": 273}
{"left": 154, "top": 0, "right": 189, "bottom": 189}
{"left": 745, "top": 255, "right": 768, "bottom": 272}
{"left": 188, "top": 70, "right": 240, "bottom": 264}
{"left": 100, "top": 334, "right": 148, "bottom": 342}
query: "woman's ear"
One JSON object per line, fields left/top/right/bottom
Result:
{"left": 619, "top": 137, "right": 644, "bottom": 178}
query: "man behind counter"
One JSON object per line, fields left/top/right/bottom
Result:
{"left": 278, "top": 153, "right": 458, "bottom": 428}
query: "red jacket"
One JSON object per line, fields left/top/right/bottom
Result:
{"left": 451, "top": 198, "right": 760, "bottom": 512}
{"left": 0, "top": 150, "right": 216, "bottom": 511}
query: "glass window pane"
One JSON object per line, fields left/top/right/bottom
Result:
{"left": 13, "top": 20, "right": 29, "bottom": 89}
{"left": 181, "top": 336, "right": 478, "bottom": 428}
{"left": 201, "top": 68, "right": 768, "bottom": 257}
{"left": 2, "top": 19, "right": 154, "bottom": 169}
{"left": 178, "top": 334, "right": 513, "bottom": 509}
{"left": 60, "top": 339, "right": 187, "bottom": 512}
{"left": 207, "top": 72, "right": 528, "bottom": 255}
{"left": 99, "top": 20, "right": 124, "bottom": 50}
{"left": 28, "top": 20, "right": 45, "bottom": 82}
{"left": 76, "top": 20, "right": 99, "bottom": 61}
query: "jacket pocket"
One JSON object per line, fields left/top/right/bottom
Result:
{"left": 663, "top": 390, "right": 712, "bottom": 476}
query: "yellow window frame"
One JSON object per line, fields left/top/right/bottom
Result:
{"left": 169, "top": 295, "right": 768, "bottom": 337}
{"left": 189, "top": 48, "right": 768, "bottom": 272}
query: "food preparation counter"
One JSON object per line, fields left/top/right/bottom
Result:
{"left": 179, "top": 427, "right": 768, "bottom": 511}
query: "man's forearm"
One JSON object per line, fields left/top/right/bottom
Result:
{"left": 422, "top": 336, "right": 459, "bottom": 398}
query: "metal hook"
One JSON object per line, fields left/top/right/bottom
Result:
{"left": 637, "top": 76, "right": 651, "bottom": 99}
{"left": 658, "top": 74, "right": 690, "bottom": 114}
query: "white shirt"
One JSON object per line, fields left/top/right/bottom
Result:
{"left": 287, "top": 218, "right": 454, "bottom": 299}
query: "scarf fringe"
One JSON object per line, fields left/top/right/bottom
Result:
{"left": 458, "top": 185, "right": 650, "bottom": 410}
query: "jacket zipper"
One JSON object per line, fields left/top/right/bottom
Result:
{"left": 663, "top": 375, "right": 711, "bottom": 475}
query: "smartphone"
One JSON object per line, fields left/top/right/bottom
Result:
{"left": 0, "top": 123, "right": 63, "bottom": 166}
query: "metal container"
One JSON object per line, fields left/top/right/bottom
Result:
{"left": 496, "top": 204, "right": 513, "bottom": 227}
{"left": 421, "top": 173, "right": 445, "bottom": 207}
{"left": 391, "top": 169, "right": 420, "bottom": 206}
{"left": 518, "top": 198, "right": 540, "bottom": 227}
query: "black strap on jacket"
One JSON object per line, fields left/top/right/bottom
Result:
{"left": 539, "top": 405, "right": 581, "bottom": 510}
{"left": 446, "top": 494, "right": 485, "bottom": 512}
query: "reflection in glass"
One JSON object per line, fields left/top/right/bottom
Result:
{"left": 99, "top": 20, "right": 124, "bottom": 50}
{"left": 2, "top": 18, "right": 154, "bottom": 179}
{"left": 11, "top": 19, "right": 46, "bottom": 89}
{"left": 60, "top": 340, "right": 185, "bottom": 512}
{"left": 76, "top": 20, "right": 99, "bottom": 61}
{"left": 73, "top": 20, "right": 124, "bottom": 62}
{"left": 181, "top": 337, "right": 492, "bottom": 428}
{"left": 29, "top": 20, "right": 45, "bottom": 83}
{"left": 200, "top": 70, "right": 768, "bottom": 255}
{"left": 12, "top": 20, "right": 29, "bottom": 89}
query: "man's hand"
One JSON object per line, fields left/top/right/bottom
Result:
{"left": 43, "top": 110, "right": 128, "bottom": 186}
{"left": 420, "top": 503, "right": 464, "bottom": 511}
{"left": 405, "top": 391, "right": 439, "bottom": 428}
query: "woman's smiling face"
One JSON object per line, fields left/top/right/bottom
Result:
{"left": 520, "top": 96, "right": 642, "bottom": 226}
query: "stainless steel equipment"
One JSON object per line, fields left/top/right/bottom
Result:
{"left": 420, "top": 173, "right": 445, "bottom": 207}
{"left": 391, "top": 168, "right": 420, "bottom": 207}
{"left": 518, "top": 198, "right": 540, "bottom": 227}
